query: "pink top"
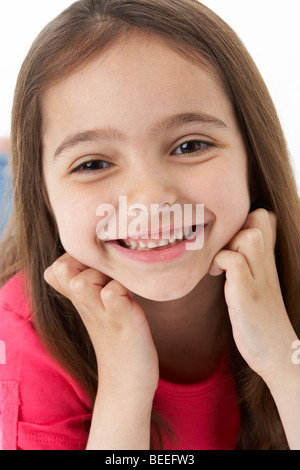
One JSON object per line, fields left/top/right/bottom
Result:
{"left": 0, "top": 273, "right": 240, "bottom": 450}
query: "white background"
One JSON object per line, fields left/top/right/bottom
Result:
{"left": 0, "top": 0, "right": 299, "bottom": 189}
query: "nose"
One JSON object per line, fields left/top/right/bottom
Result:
{"left": 125, "top": 163, "right": 178, "bottom": 210}
{"left": 122, "top": 165, "right": 180, "bottom": 236}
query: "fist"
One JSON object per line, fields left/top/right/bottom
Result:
{"left": 44, "top": 254, "right": 159, "bottom": 397}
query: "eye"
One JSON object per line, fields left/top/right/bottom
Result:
{"left": 71, "top": 160, "right": 113, "bottom": 173}
{"left": 172, "top": 140, "right": 212, "bottom": 156}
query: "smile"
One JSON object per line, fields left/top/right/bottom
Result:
{"left": 117, "top": 225, "right": 197, "bottom": 251}
{"left": 105, "top": 225, "right": 205, "bottom": 263}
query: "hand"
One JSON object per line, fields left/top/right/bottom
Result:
{"left": 44, "top": 254, "right": 159, "bottom": 398}
{"left": 209, "top": 209, "right": 298, "bottom": 383}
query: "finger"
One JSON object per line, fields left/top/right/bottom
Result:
{"left": 225, "top": 227, "right": 265, "bottom": 279}
{"left": 101, "top": 280, "right": 132, "bottom": 310}
{"left": 100, "top": 280, "right": 143, "bottom": 324}
{"left": 243, "top": 209, "right": 277, "bottom": 253}
{"left": 69, "top": 267, "right": 108, "bottom": 311}
{"left": 209, "top": 249, "right": 252, "bottom": 284}
{"left": 228, "top": 209, "right": 277, "bottom": 278}
{"left": 209, "top": 256, "right": 225, "bottom": 277}
{"left": 44, "top": 253, "right": 88, "bottom": 296}
{"left": 44, "top": 253, "right": 104, "bottom": 300}
{"left": 44, "top": 264, "right": 65, "bottom": 295}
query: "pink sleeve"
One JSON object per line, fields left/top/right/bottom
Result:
{"left": 0, "top": 274, "right": 92, "bottom": 450}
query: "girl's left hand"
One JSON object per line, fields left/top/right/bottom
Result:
{"left": 209, "top": 208, "right": 298, "bottom": 385}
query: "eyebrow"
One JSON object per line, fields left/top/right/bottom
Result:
{"left": 53, "top": 112, "right": 228, "bottom": 159}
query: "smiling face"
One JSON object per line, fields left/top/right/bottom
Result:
{"left": 42, "top": 34, "right": 251, "bottom": 301}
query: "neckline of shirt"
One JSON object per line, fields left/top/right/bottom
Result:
{"left": 156, "top": 354, "right": 232, "bottom": 397}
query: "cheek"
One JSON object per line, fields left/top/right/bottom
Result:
{"left": 207, "top": 161, "right": 251, "bottom": 245}
{"left": 52, "top": 193, "right": 98, "bottom": 254}
{"left": 185, "top": 157, "right": 250, "bottom": 210}
{"left": 186, "top": 157, "right": 250, "bottom": 248}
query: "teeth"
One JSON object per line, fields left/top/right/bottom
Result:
{"left": 126, "top": 240, "right": 138, "bottom": 249}
{"left": 158, "top": 240, "right": 169, "bottom": 247}
{"left": 122, "top": 229, "right": 187, "bottom": 250}
{"left": 147, "top": 241, "right": 160, "bottom": 249}
{"left": 124, "top": 239, "right": 173, "bottom": 250}
{"left": 175, "top": 230, "right": 184, "bottom": 240}
{"left": 118, "top": 226, "right": 201, "bottom": 250}
{"left": 138, "top": 241, "right": 147, "bottom": 249}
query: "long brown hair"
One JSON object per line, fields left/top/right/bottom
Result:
{"left": 1, "top": 0, "right": 299, "bottom": 449}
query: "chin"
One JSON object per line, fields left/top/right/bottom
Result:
{"left": 122, "top": 274, "right": 203, "bottom": 302}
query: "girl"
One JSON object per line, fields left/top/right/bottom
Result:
{"left": 0, "top": 0, "right": 300, "bottom": 450}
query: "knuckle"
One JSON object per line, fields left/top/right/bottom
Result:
{"left": 107, "top": 279, "right": 119, "bottom": 289}
{"left": 101, "top": 284, "right": 115, "bottom": 299}
{"left": 256, "top": 208, "right": 277, "bottom": 227}
{"left": 52, "top": 258, "right": 69, "bottom": 276}
{"left": 69, "top": 275, "right": 88, "bottom": 293}
{"left": 235, "top": 227, "right": 263, "bottom": 249}
{"left": 232, "top": 251, "right": 246, "bottom": 268}
{"left": 246, "top": 228, "right": 264, "bottom": 245}
{"left": 102, "top": 280, "right": 122, "bottom": 297}
{"left": 256, "top": 208, "right": 269, "bottom": 217}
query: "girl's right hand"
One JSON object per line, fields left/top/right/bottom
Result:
{"left": 44, "top": 253, "right": 159, "bottom": 400}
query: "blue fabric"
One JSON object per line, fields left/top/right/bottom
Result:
{"left": 0, "top": 153, "right": 12, "bottom": 237}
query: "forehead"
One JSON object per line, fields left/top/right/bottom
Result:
{"left": 42, "top": 34, "right": 235, "bottom": 144}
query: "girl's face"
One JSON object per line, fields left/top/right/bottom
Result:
{"left": 42, "top": 35, "right": 250, "bottom": 301}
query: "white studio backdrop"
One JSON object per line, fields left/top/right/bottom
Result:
{"left": 0, "top": 0, "right": 299, "bottom": 189}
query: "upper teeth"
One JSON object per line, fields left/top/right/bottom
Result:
{"left": 122, "top": 228, "right": 188, "bottom": 250}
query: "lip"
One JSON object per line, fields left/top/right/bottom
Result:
{"left": 105, "top": 225, "right": 206, "bottom": 264}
